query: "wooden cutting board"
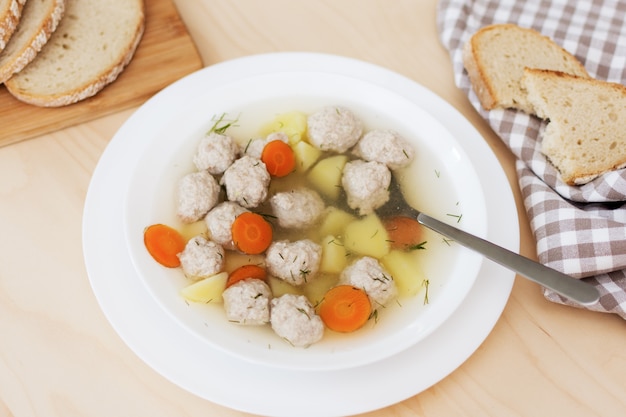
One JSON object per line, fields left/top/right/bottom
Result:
{"left": 0, "top": 0, "right": 203, "bottom": 147}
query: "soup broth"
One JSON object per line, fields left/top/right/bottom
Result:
{"left": 151, "top": 101, "right": 467, "bottom": 347}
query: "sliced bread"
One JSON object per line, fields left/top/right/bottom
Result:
{"left": 4, "top": 0, "right": 145, "bottom": 107}
{"left": 463, "top": 23, "right": 590, "bottom": 113}
{"left": 522, "top": 68, "right": 626, "bottom": 185}
{"left": 0, "top": 0, "right": 26, "bottom": 51}
{"left": 0, "top": 0, "right": 65, "bottom": 83}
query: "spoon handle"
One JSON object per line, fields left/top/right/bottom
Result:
{"left": 417, "top": 213, "right": 600, "bottom": 305}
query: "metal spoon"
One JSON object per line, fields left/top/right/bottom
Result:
{"left": 375, "top": 176, "right": 600, "bottom": 306}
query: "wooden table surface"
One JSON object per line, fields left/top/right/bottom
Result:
{"left": 1, "top": 1, "right": 625, "bottom": 416}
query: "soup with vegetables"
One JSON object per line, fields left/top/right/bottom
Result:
{"left": 144, "top": 106, "right": 437, "bottom": 348}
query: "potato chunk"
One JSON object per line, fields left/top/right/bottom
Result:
{"left": 260, "top": 111, "right": 307, "bottom": 145}
{"left": 319, "top": 235, "right": 348, "bottom": 274}
{"left": 318, "top": 207, "right": 355, "bottom": 238}
{"left": 307, "top": 155, "right": 348, "bottom": 200}
{"left": 267, "top": 275, "right": 302, "bottom": 297}
{"left": 343, "top": 213, "right": 390, "bottom": 258}
{"left": 381, "top": 250, "right": 426, "bottom": 297}
{"left": 180, "top": 271, "right": 228, "bottom": 303}
{"left": 293, "top": 140, "right": 322, "bottom": 173}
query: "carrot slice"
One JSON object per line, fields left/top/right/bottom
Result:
{"left": 318, "top": 285, "right": 372, "bottom": 333}
{"left": 383, "top": 216, "right": 425, "bottom": 251}
{"left": 143, "top": 224, "right": 186, "bottom": 268}
{"left": 226, "top": 264, "right": 267, "bottom": 288}
{"left": 261, "top": 140, "right": 296, "bottom": 177}
{"left": 231, "top": 212, "right": 273, "bottom": 254}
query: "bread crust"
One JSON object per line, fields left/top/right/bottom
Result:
{"left": 5, "top": 0, "right": 146, "bottom": 107}
{"left": 0, "top": 0, "right": 66, "bottom": 83}
{"left": 462, "top": 25, "right": 502, "bottom": 110}
{"left": 463, "top": 23, "right": 589, "bottom": 112}
{"left": 0, "top": 0, "right": 26, "bottom": 51}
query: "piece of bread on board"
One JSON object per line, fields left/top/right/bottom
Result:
{"left": 463, "top": 23, "right": 590, "bottom": 113}
{"left": 0, "top": 0, "right": 25, "bottom": 51}
{"left": 523, "top": 68, "right": 626, "bottom": 185}
{"left": 0, "top": 0, "right": 65, "bottom": 83}
{"left": 5, "top": 0, "right": 145, "bottom": 107}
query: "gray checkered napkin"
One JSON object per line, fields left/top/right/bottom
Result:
{"left": 436, "top": 0, "right": 626, "bottom": 318}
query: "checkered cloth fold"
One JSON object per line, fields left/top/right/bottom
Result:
{"left": 437, "top": 0, "right": 626, "bottom": 318}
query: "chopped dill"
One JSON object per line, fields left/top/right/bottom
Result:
{"left": 243, "top": 138, "right": 253, "bottom": 153}
{"left": 208, "top": 112, "right": 240, "bottom": 135}
{"left": 407, "top": 240, "right": 427, "bottom": 250}
{"left": 297, "top": 307, "right": 311, "bottom": 319}
{"left": 446, "top": 213, "right": 463, "bottom": 223}
{"left": 260, "top": 212, "right": 278, "bottom": 220}
{"left": 300, "top": 269, "right": 311, "bottom": 282}
{"left": 369, "top": 309, "right": 379, "bottom": 323}
{"left": 373, "top": 273, "right": 391, "bottom": 283}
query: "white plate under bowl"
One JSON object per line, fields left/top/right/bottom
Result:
{"left": 83, "top": 52, "right": 518, "bottom": 417}
{"left": 122, "top": 67, "right": 487, "bottom": 371}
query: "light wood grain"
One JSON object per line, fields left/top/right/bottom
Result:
{"left": 0, "top": 0, "right": 203, "bottom": 147}
{"left": 1, "top": 1, "right": 625, "bottom": 417}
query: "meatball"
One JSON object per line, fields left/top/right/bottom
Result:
{"left": 243, "top": 132, "right": 289, "bottom": 159}
{"left": 266, "top": 239, "right": 322, "bottom": 286}
{"left": 270, "top": 294, "right": 324, "bottom": 347}
{"left": 242, "top": 137, "right": 266, "bottom": 159}
{"left": 204, "top": 201, "right": 249, "bottom": 250}
{"left": 269, "top": 187, "right": 325, "bottom": 229}
{"left": 353, "top": 129, "right": 415, "bottom": 170}
{"left": 341, "top": 159, "right": 391, "bottom": 215}
{"left": 176, "top": 170, "right": 220, "bottom": 223}
{"left": 193, "top": 132, "right": 239, "bottom": 175}
{"left": 222, "top": 279, "right": 272, "bottom": 325}
{"left": 307, "top": 106, "right": 363, "bottom": 152}
{"left": 339, "top": 256, "right": 397, "bottom": 307}
{"left": 178, "top": 236, "right": 225, "bottom": 280}
{"left": 221, "top": 155, "right": 271, "bottom": 208}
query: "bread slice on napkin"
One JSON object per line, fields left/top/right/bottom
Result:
{"left": 463, "top": 23, "right": 590, "bottom": 113}
{"left": 0, "top": 0, "right": 65, "bottom": 83}
{"left": 523, "top": 68, "right": 626, "bottom": 185}
{"left": 0, "top": 0, "right": 26, "bottom": 51}
{"left": 4, "top": 0, "right": 145, "bottom": 107}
